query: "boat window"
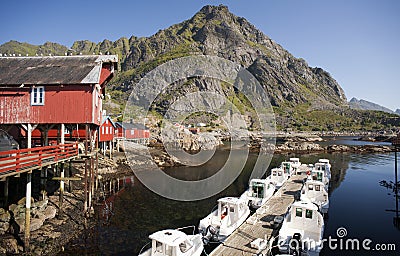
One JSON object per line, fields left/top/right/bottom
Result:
{"left": 179, "top": 240, "right": 193, "bottom": 253}
{"left": 230, "top": 206, "right": 235, "bottom": 213}
{"left": 296, "top": 208, "right": 302, "bottom": 217}
{"left": 252, "top": 183, "right": 264, "bottom": 198}
{"left": 308, "top": 184, "right": 313, "bottom": 190}
{"left": 272, "top": 171, "right": 276, "bottom": 176}
{"left": 306, "top": 209, "right": 313, "bottom": 219}
{"left": 317, "top": 172, "right": 323, "bottom": 181}
{"left": 165, "top": 244, "right": 173, "bottom": 256}
{"left": 278, "top": 171, "right": 282, "bottom": 176}
{"left": 315, "top": 185, "right": 321, "bottom": 191}
{"left": 155, "top": 241, "right": 163, "bottom": 253}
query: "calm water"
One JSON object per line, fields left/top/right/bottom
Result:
{"left": 61, "top": 143, "right": 400, "bottom": 255}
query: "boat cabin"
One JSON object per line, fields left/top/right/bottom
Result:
{"left": 268, "top": 167, "right": 288, "bottom": 188}
{"left": 289, "top": 158, "right": 301, "bottom": 168}
{"left": 145, "top": 229, "right": 202, "bottom": 256}
{"left": 217, "top": 197, "right": 247, "bottom": 222}
{"left": 279, "top": 201, "right": 324, "bottom": 242}
{"left": 249, "top": 179, "right": 273, "bottom": 199}
{"left": 318, "top": 158, "right": 331, "bottom": 166}
{"left": 281, "top": 161, "right": 294, "bottom": 176}
{"left": 301, "top": 180, "right": 329, "bottom": 213}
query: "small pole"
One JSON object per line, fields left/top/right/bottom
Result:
{"left": 4, "top": 177, "right": 9, "bottom": 207}
{"left": 84, "top": 124, "right": 89, "bottom": 219}
{"left": 109, "top": 140, "right": 112, "bottom": 159}
{"left": 395, "top": 144, "right": 398, "bottom": 219}
{"left": 59, "top": 163, "right": 65, "bottom": 218}
{"left": 68, "top": 160, "right": 73, "bottom": 192}
{"left": 24, "top": 172, "right": 32, "bottom": 252}
{"left": 40, "top": 168, "right": 45, "bottom": 200}
{"left": 27, "top": 123, "right": 32, "bottom": 149}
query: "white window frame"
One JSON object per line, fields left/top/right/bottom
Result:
{"left": 31, "top": 86, "right": 45, "bottom": 105}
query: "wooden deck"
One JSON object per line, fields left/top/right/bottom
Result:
{"left": 0, "top": 143, "right": 79, "bottom": 178}
{"left": 210, "top": 174, "right": 306, "bottom": 256}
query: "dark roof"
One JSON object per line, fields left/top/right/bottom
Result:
{"left": 0, "top": 55, "right": 118, "bottom": 85}
{"left": 116, "top": 122, "right": 148, "bottom": 130}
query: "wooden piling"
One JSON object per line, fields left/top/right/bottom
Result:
{"left": 395, "top": 145, "right": 398, "bottom": 219}
{"left": 59, "top": 163, "right": 64, "bottom": 218}
{"left": 4, "top": 177, "right": 9, "bottom": 207}
{"left": 24, "top": 172, "right": 32, "bottom": 252}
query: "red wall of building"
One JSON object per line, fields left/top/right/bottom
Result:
{"left": 99, "top": 119, "right": 116, "bottom": 142}
{"left": 0, "top": 84, "right": 102, "bottom": 125}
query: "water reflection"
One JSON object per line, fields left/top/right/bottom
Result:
{"left": 61, "top": 150, "right": 400, "bottom": 255}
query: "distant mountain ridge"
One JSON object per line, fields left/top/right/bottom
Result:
{"left": 349, "top": 97, "right": 395, "bottom": 114}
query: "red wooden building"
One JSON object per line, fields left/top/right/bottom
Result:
{"left": 99, "top": 116, "right": 117, "bottom": 142}
{"left": 115, "top": 122, "right": 150, "bottom": 140}
{"left": 0, "top": 55, "right": 118, "bottom": 147}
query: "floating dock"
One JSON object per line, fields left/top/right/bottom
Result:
{"left": 210, "top": 174, "right": 306, "bottom": 256}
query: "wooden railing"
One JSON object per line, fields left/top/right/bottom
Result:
{"left": 0, "top": 143, "right": 78, "bottom": 174}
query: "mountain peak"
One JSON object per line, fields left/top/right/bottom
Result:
{"left": 349, "top": 98, "right": 394, "bottom": 114}
{"left": 198, "top": 5, "right": 230, "bottom": 17}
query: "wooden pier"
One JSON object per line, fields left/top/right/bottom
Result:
{"left": 210, "top": 174, "right": 306, "bottom": 256}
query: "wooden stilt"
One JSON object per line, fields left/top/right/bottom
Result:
{"left": 40, "top": 168, "right": 46, "bottom": 201}
{"left": 24, "top": 172, "right": 32, "bottom": 252}
{"left": 395, "top": 145, "right": 398, "bottom": 219}
{"left": 109, "top": 140, "right": 112, "bottom": 159}
{"left": 84, "top": 124, "right": 89, "bottom": 218}
{"left": 88, "top": 127, "right": 93, "bottom": 216}
{"left": 27, "top": 124, "right": 32, "bottom": 149}
{"left": 58, "top": 163, "right": 64, "bottom": 218}
{"left": 60, "top": 123, "right": 65, "bottom": 144}
{"left": 95, "top": 137, "right": 99, "bottom": 192}
{"left": 68, "top": 160, "right": 73, "bottom": 192}
{"left": 4, "top": 177, "right": 9, "bottom": 207}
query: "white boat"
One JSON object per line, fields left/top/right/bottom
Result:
{"left": 278, "top": 201, "right": 324, "bottom": 256}
{"left": 281, "top": 161, "right": 295, "bottom": 177}
{"left": 308, "top": 166, "right": 330, "bottom": 191}
{"left": 240, "top": 179, "right": 275, "bottom": 209}
{"left": 289, "top": 158, "right": 301, "bottom": 171}
{"left": 300, "top": 179, "right": 329, "bottom": 214}
{"left": 266, "top": 168, "right": 288, "bottom": 188}
{"left": 316, "top": 159, "right": 331, "bottom": 180}
{"left": 318, "top": 158, "right": 331, "bottom": 168}
{"left": 198, "top": 197, "right": 250, "bottom": 242}
{"left": 138, "top": 229, "right": 203, "bottom": 256}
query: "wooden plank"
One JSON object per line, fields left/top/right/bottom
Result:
{"left": 51, "top": 177, "right": 81, "bottom": 181}
{"left": 210, "top": 174, "right": 306, "bottom": 256}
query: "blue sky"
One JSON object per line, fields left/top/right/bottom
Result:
{"left": 1, "top": 0, "right": 399, "bottom": 111}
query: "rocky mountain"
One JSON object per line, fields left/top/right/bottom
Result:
{"left": 1, "top": 5, "right": 399, "bottom": 131}
{"left": 396, "top": 109, "right": 400, "bottom": 116}
{"left": 0, "top": 5, "right": 346, "bottom": 107}
{"left": 349, "top": 97, "right": 394, "bottom": 113}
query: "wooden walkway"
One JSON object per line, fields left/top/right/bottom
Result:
{"left": 0, "top": 143, "right": 78, "bottom": 178}
{"left": 210, "top": 174, "right": 306, "bottom": 256}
